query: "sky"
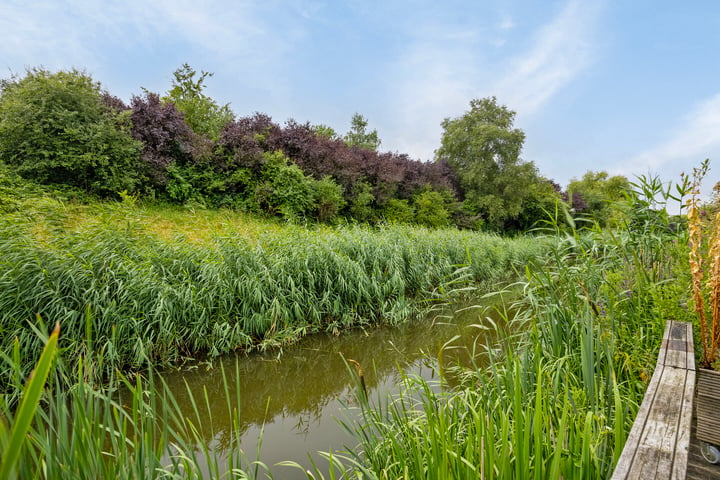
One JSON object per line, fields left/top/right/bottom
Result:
{"left": 2, "top": 0, "right": 720, "bottom": 203}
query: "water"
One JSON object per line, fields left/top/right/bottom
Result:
{"left": 159, "top": 301, "right": 507, "bottom": 478}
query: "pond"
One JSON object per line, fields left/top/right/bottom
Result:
{"left": 157, "top": 297, "right": 511, "bottom": 478}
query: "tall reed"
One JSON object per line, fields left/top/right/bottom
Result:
{"left": 0, "top": 343, "right": 271, "bottom": 479}
{"left": 0, "top": 202, "right": 543, "bottom": 391}
{"left": 289, "top": 176, "right": 693, "bottom": 479}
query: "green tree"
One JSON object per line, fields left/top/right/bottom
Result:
{"left": 435, "top": 97, "right": 539, "bottom": 231}
{"left": 382, "top": 198, "right": 415, "bottom": 224}
{"left": 254, "top": 151, "right": 315, "bottom": 222}
{"left": 163, "top": 64, "right": 234, "bottom": 140}
{"left": 513, "top": 179, "right": 565, "bottom": 231}
{"left": 312, "top": 175, "right": 345, "bottom": 223}
{"left": 313, "top": 124, "right": 339, "bottom": 140}
{"left": 414, "top": 190, "right": 450, "bottom": 228}
{"left": 344, "top": 113, "right": 381, "bottom": 151}
{"left": 567, "top": 170, "right": 630, "bottom": 227}
{"left": 0, "top": 68, "right": 141, "bottom": 196}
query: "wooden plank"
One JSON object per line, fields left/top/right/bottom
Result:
{"left": 672, "top": 368, "right": 695, "bottom": 479}
{"left": 656, "top": 321, "right": 673, "bottom": 368}
{"left": 664, "top": 321, "right": 690, "bottom": 369}
{"left": 612, "top": 362, "right": 665, "bottom": 478}
{"left": 626, "top": 367, "right": 687, "bottom": 478}
{"left": 612, "top": 320, "right": 695, "bottom": 480}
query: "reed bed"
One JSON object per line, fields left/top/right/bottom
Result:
{"left": 0, "top": 342, "right": 273, "bottom": 479}
{"left": 288, "top": 179, "right": 694, "bottom": 479}
{"left": 0, "top": 195, "right": 543, "bottom": 393}
{"left": 2, "top": 170, "right": 691, "bottom": 479}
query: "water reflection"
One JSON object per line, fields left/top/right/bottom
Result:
{"left": 156, "top": 301, "right": 505, "bottom": 478}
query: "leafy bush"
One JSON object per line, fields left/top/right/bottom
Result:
{"left": 414, "top": 190, "right": 450, "bottom": 228}
{"left": 382, "top": 198, "right": 415, "bottom": 224}
{"left": 129, "top": 92, "right": 196, "bottom": 193}
{"left": 0, "top": 68, "right": 141, "bottom": 196}
{"left": 312, "top": 175, "right": 345, "bottom": 223}
{"left": 254, "top": 151, "right": 315, "bottom": 221}
{"left": 349, "top": 181, "right": 376, "bottom": 223}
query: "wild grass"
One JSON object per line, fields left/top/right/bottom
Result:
{"left": 285, "top": 175, "right": 694, "bottom": 479}
{"left": 0, "top": 178, "right": 544, "bottom": 394}
{"left": 0, "top": 335, "right": 273, "bottom": 479}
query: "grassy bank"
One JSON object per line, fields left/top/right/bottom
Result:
{"left": 0, "top": 174, "right": 544, "bottom": 393}
{"left": 288, "top": 185, "right": 694, "bottom": 478}
{"left": 0, "top": 171, "right": 694, "bottom": 478}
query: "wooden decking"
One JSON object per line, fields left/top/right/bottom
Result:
{"left": 688, "top": 409, "right": 720, "bottom": 479}
{"left": 612, "top": 320, "right": 695, "bottom": 479}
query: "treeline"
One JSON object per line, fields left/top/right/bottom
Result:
{"left": 0, "top": 65, "right": 630, "bottom": 231}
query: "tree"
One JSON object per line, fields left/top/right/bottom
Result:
{"left": 414, "top": 190, "right": 450, "bottom": 228}
{"left": 344, "top": 113, "right": 381, "bottom": 151}
{"left": 0, "top": 68, "right": 141, "bottom": 196}
{"left": 567, "top": 170, "right": 630, "bottom": 227}
{"left": 435, "top": 97, "right": 539, "bottom": 231}
{"left": 163, "top": 64, "right": 234, "bottom": 140}
{"left": 129, "top": 91, "right": 196, "bottom": 193}
{"left": 313, "top": 124, "right": 339, "bottom": 140}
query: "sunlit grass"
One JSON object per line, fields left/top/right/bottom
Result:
{"left": 0, "top": 187, "right": 544, "bottom": 394}
{"left": 285, "top": 177, "right": 695, "bottom": 479}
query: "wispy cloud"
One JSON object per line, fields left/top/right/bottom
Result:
{"left": 0, "top": 0, "right": 297, "bottom": 76}
{"left": 493, "top": 0, "right": 601, "bottom": 115}
{"left": 622, "top": 92, "right": 720, "bottom": 175}
{"left": 384, "top": 0, "right": 602, "bottom": 160}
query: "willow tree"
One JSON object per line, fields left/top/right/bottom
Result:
{"left": 436, "top": 97, "right": 542, "bottom": 231}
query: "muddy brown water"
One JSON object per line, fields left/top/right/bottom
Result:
{"left": 157, "top": 300, "right": 509, "bottom": 478}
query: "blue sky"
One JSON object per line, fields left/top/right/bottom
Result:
{"left": 2, "top": 0, "right": 720, "bottom": 200}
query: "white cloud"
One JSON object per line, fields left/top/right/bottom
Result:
{"left": 622, "top": 92, "right": 720, "bottom": 176}
{"left": 0, "top": 0, "right": 294, "bottom": 74}
{"left": 383, "top": 0, "right": 602, "bottom": 160}
{"left": 493, "top": 0, "right": 601, "bottom": 115}
{"left": 498, "top": 15, "right": 515, "bottom": 31}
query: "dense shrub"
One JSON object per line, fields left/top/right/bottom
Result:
{"left": 0, "top": 68, "right": 141, "bottom": 196}
{"left": 414, "top": 190, "right": 451, "bottom": 228}
{"left": 312, "top": 175, "right": 345, "bottom": 223}
{"left": 129, "top": 92, "right": 196, "bottom": 193}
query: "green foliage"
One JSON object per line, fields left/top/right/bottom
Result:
{"left": 163, "top": 63, "right": 234, "bottom": 140}
{"left": 413, "top": 190, "right": 450, "bottom": 228}
{"left": 254, "top": 151, "right": 315, "bottom": 221}
{"left": 165, "top": 164, "right": 198, "bottom": 203}
{"left": 568, "top": 171, "right": 631, "bottom": 227}
{"left": 303, "top": 178, "right": 690, "bottom": 478}
{"left": 514, "top": 179, "right": 566, "bottom": 231}
{"left": 349, "top": 181, "right": 376, "bottom": 222}
{"left": 0, "top": 68, "right": 141, "bottom": 196}
{"left": 437, "top": 96, "right": 543, "bottom": 231}
{"left": 382, "top": 198, "right": 415, "bottom": 224}
{"left": 0, "top": 322, "right": 58, "bottom": 480}
{"left": 343, "top": 113, "right": 381, "bottom": 151}
{"left": 312, "top": 175, "right": 345, "bottom": 223}
{"left": 313, "top": 124, "right": 339, "bottom": 140}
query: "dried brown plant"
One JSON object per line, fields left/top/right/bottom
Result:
{"left": 687, "top": 161, "right": 720, "bottom": 368}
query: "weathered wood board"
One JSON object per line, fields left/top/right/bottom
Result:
{"left": 612, "top": 320, "right": 695, "bottom": 480}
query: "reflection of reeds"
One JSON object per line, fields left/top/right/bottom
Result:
{"left": 687, "top": 161, "right": 720, "bottom": 368}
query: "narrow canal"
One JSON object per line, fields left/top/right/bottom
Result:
{"left": 158, "top": 298, "right": 510, "bottom": 478}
